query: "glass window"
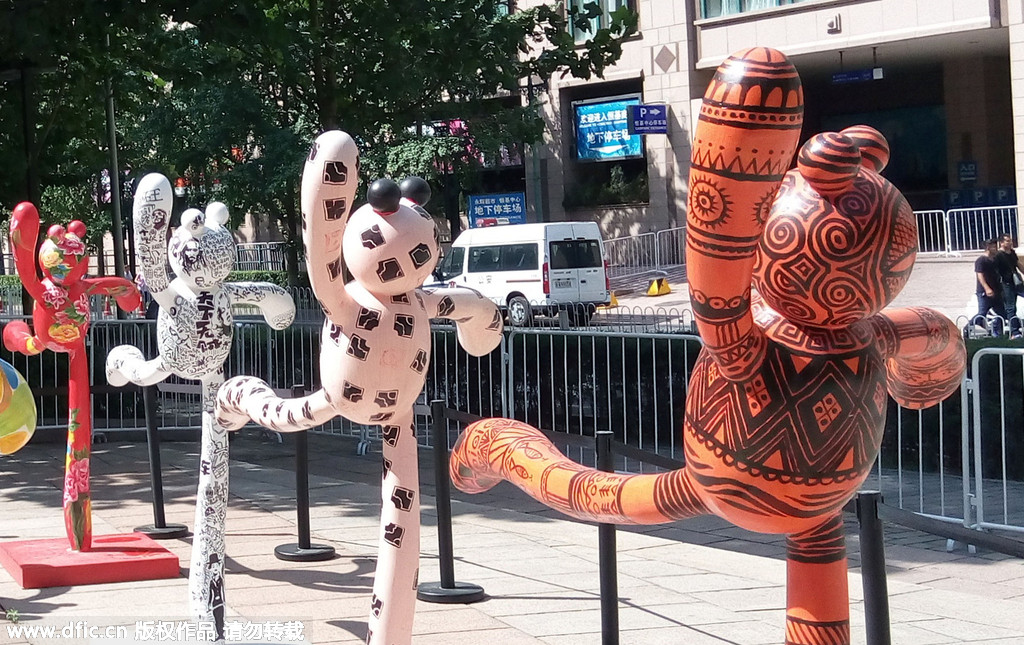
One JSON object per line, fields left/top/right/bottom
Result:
{"left": 467, "top": 243, "right": 539, "bottom": 273}
{"left": 700, "top": 0, "right": 803, "bottom": 20}
{"left": 468, "top": 246, "right": 501, "bottom": 273}
{"left": 436, "top": 247, "right": 465, "bottom": 280}
{"left": 569, "top": 0, "right": 633, "bottom": 43}
{"left": 499, "top": 244, "right": 539, "bottom": 271}
{"left": 549, "top": 240, "right": 603, "bottom": 269}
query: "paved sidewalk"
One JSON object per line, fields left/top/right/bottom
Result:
{"left": 0, "top": 431, "right": 1022, "bottom": 644}
{"left": 611, "top": 257, "right": 983, "bottom": 326}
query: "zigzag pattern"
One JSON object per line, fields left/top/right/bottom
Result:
{"left": 691, "top": 145, "right": 792, "bottom": 180}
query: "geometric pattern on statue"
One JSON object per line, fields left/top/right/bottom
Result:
{"left": 104, "top": 175, "right": 295, "bottom": 640}
{"left": 447, "top": 48, "right": 967, "bottom": 645}
{"left": 215, "top": 130, "right": 503, "bottom": 645}
{"left": 3, "top": 205, "right": 141, "bottom": 551}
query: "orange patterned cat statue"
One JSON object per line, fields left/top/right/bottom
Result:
{"left": 448, "top": 47, "right": 966, "bottom": 645}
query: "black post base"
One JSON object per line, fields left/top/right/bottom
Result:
{"left": 416, "top": 581, "right": 486, "bottom": 604}
{"left": 274, "top": 542, "right": 336, "bottom": 562}
{"left": 134, "top": 523, "right": 190, "bottom": 539}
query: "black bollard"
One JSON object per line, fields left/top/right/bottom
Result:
{"left": 856, "top": 491, "right": 891, "bottom": 645}
{"left": 417, "top": 400, "right": 485, "bottom": 603}
{"left": 596, "top": 430, "right": 619, "bottom": 645}
{"left": 134, "top": 384, "right": 189, "bottom": 539}
{"left": 275, "top": 385, "right": 335, "bottom": 562}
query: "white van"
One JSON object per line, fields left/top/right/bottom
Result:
{"left": 432, "top": 222, "right": 611, "bottom": 325}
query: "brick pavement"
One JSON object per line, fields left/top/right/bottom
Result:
{"left": 0, "top": 431, "right": 1021, "bottom": 644}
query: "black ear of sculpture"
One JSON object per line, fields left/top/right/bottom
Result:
{"left": 368, "top": 178, "right": 402, "bottom": 215}
{"left": 399, "top": 176, "right": 431, "bottom": 207}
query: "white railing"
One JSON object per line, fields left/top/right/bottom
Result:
{"left": 914, "top": 210, "right": 950, "bottom": 256}
{"left": 603, "top": 232, "right": 658, "bottom": 279}
{"left": 968, "top": 347, "right": 1024, "bottom": 535}
{"left": 4, "top": 307, "right": 1023, "bottom": 535}
{"left": 944, "top": 206, "right": 1019, "bottom": 254}
{"left": 655, "top": 226, "right": 686, "bottom": 268}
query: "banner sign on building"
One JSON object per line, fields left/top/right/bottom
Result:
{"left": 628, "top": 104, "right": 669, "bottom": 135}
{"left": 468, "top": 192, "right": 527, "bottom": 228}
{"left": 573, "top": 95, "right": 643, "bottom": 162}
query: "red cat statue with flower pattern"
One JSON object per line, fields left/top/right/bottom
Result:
{"left": 3, "top": 202, "right": 140, "bottom": 551}
{"left": 448, "top": 48, "right": 967, "bottom": 645}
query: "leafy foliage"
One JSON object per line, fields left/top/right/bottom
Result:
{"left": 1, "top": 1, "right": 637, "bottom": 284}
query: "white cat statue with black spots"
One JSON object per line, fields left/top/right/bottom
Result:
{"left": 215, "top": 130, "right": 503, "bottom": 645}
{"left": 105, "top": 174, "right": 295, "bottom": 641}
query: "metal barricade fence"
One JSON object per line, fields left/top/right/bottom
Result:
{"left": 868, "top": 391, "right": 966, "bottom": 525}
{"left": 914, "top": 210, "right": 950, "bottom": 256}
{"left": 504, "top": 328, "right": 702, "bottom": 470}
{"left": 946, "top": 206, "right": 1019, "bottom": 253}
{"left": 967, "top": 347, "right": 1024, "bottom": 535}
{"left": 234, "top": 242, "right": 288, "bottom": 272}
{"left": 654, "top": 226, "right": 686, "bottom": 269}
{"left": 603, "top": 232, "right": 657, "bottom": 279}
{"left": 8, "top": 309, "right": 1024, "bottom": 538}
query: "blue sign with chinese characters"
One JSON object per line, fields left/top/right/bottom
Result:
{"left": 628, "top": 104, "right": 668, "bottom": 135}
{"left": 574, "top": 98, "right": 643, "bottom": 162}
{"left": 467, "top": 192, "right": 527, "bottom": 228}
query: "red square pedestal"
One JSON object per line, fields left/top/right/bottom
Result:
{"left": 0, "top": 533, "right": 180, "bottom": 589}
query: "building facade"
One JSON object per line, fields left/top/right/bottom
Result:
{"left": 513, "top": 0, "right": 1024, "bottom": 242}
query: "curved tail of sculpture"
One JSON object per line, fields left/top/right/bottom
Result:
{"left": 449, "top": 417, "right": 708, "bottom": 524}
{"left": 214, "top": 376, "right": 337, "bottom": 432}
{"left": 3, "top": 321, "right": 43, "bottom": 356}
{"left": 871, "top": 306, "right": 967, "bottom": 409}
{"left": 686, "top": 48, "right": 804, "bottom": 381}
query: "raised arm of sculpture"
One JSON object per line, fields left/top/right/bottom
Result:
{"left": 685, "top": 48, "right": 803, "bottom": 381}
{"left": 131, "top": 174, "right": 176, "bottom": 311}
{"left": 8, "top": 203, "right": 46, "bottom": 303}
{"left": 301, "top": 129, "right": 359, "bottom": 322}
{"left": 222, "top": 283, "right": 296, "bottom": 330}
{"left": 419, "top": 287, "right": 503, "bottom": 356}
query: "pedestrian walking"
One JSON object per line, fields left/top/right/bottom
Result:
{"left": 996, "top": 233, "right": 1024, "bottom": 338}
{"left": 974, "top": 238, "right": 1007, "bottom": 336}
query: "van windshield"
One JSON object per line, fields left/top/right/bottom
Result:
{"left": 549, "top": 240, "right": 603, "bottom": 269}
{"left": 436, "top": 247, "right": 465, "bottom": 280}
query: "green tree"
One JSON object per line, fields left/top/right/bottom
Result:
{"left": 128, "top": 1, "right": 636, "bottom": 283}
{"left": 1, "top": 1, "right": 636, "bottom": 284}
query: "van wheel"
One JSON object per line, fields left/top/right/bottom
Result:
{"left": 507, "top": 296, "right": 533, "bottom": 327}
